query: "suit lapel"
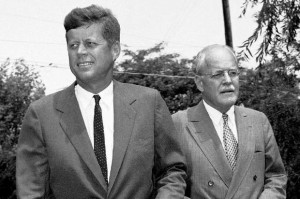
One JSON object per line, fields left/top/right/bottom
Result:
{"left": 108, "top": 81, "right": 136, "bottom": 193}
{"left": 55, "top": 83, "right": 108, "bottom": 189}
{"left": 187, "top": 101, "right": 233, "bottom": 188}
{"left": 225, "top": 106, "right": 255, "bottom": 199}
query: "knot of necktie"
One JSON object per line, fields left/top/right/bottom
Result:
{"left": 93, "top": 95, "right": 101, "bottom": 105}
{"left": 222, "top": 113, "right": 228, "bottom": 125}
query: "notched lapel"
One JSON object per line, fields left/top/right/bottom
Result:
{"left": 56, "top": 85, "right": 107, "bottom": 189}
{"left": 225, "top": 107, "right": 255, "bottom": 199}
{"left": 187, "top": 102, "right": 233, "bottom": 188}
{"left": 108, "top": 82, "right": 136, "bottom": 193}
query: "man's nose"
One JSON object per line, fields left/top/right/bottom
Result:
{"left": 77, "top": 43, "right": 88, "bottom": 55}
{"left": 223, "top": 71, "right": 232, "bottom": 83}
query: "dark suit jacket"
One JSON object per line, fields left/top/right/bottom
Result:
{"left": 172, "top": 101, "right": 287, "bottom": 199}
{"left": 16, "top": 80, "right": 187, "bottom": 199}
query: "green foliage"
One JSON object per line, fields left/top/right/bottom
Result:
{"left": 239, "top": 3, "right": 300, "bottom": 195}
{"left": 239, "top": 60, "right": 300, "bottom": 199}
{"left": 239, "top": 2, "right": 300, "bottom": 196}
{"left": 0, "top": 58, "right": 45, "bottom": 199}
{"left": 239, "top": 0, "right": 300, "bottom": 67}
{"left": 115, "top": 43, "right": 201, "bottom": 113}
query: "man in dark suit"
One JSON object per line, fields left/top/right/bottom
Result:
{"left": 172, "top": 44, "right": 287, "bottom": 198}
{"left": 16, "top": 5, "right": 187, "bottom": 199}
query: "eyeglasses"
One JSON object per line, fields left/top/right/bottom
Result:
{"left": 197, "top": 69, "right": 240, "bottom": 79}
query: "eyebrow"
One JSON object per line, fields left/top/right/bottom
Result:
{"left": 210, "top": 67, "right": 238, "bottom": 71}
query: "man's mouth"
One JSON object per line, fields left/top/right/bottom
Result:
{"left": 220, "top": 89, "right": 234, "bottom": 94}
{"left": 77, "top": 61, "right": 93, "bottom": 67}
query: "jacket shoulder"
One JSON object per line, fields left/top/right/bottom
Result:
{"left": 235, "top": 105, "right": 267, "bottom": 119}
{"left": 117, "top": 81, "right": 158, "bottom": 94}
{"left": 29, "top": 87, "right": 68, "bottom": 110}
{"left": 115, "top": 81, "right": 161, "bottom": 102}
{"left": 172, "top": 109, "right": 188, "bottom": 118}
{"left": 172, "top": 108, "right": 190, "bottom": 125}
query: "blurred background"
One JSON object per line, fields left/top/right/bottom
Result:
{"left": 0, "top": 0, "right": 258, "bottom": 94}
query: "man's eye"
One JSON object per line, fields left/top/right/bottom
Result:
{"left": 229, "top": 71, "right": 237, "bottom": 76}
{"left": 228, "top": 70, "right": 239, "bottom": 76}
{"left": 69, "top": 43, "right": 78, "bottom": 49}
{"left": 211, "top": 72, "right": 223, "bottom": 78}
{"left": 86, "top": 42, "right": 97, "bottom": 47}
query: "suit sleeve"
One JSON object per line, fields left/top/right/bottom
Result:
{"left": 153, "top": 91, "right": 187, "bottom": 199}
{"left": 259, "top": 113, "right": 287, "bottom": 199}
{"left": 16, "top": 104, "right": 51, "bottom": 198}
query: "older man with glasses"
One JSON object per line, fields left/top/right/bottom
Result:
{"left": 172, "top": 44, "right": 287, "bottom": 199}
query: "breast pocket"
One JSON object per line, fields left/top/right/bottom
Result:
{"left": 252, "top": 144, "right": 265, "bottom": 170}
{"left": 254, "top": 138, "right": 264, "bottom": 153}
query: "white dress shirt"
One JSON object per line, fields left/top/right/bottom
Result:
{"left": 75, "top": 82, "right": 114, "bottom": 181}
{"left": 203, "top": 100, "right": 238, "bottom": 149}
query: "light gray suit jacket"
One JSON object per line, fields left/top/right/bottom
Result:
{"left": 16, "top": 80, "right": 187, "bottom": 199}
{"left": 172, "top": 101, "right": 287, "bottom": 199}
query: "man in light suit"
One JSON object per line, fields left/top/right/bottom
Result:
{"left": 16, "top": 5, "right": 187, "bottom": 199}
{"left": 172, "top": 44, "right": 287, "bottom": 198}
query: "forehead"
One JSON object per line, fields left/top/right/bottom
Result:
{"left": 66, "top": 23, "right": 104, "bottom": 41}
{"left": 204, "top": 47, "right": 237, "bottom": 71}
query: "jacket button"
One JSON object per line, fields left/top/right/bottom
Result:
{"left": 208, "top": 181, "right": 214, "bottom": 187}
{"left": 253, "top": 175, "right": 257, "bottom": 181}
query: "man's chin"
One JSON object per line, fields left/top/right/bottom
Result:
{"left": 221, "top": 98, "right": 237, "bottom": 107}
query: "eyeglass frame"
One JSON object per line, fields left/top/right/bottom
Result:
{"left": 195, "top": 69, "right": 240, "bottom": 80}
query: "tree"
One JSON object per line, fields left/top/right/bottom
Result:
{"left": 239, "top": 0, "right": 300, "bottom": 69}
{"left": 238, "top": 60, "right": 300, "bottom": 199}
{"left": 115, "top": 42, "right": 201, "bottom": 113}
{"left": 0, "top": 58, "right": 45, "bottom": 199}
{"left": 238, "top": 2, "right": 300, "bottom": 196}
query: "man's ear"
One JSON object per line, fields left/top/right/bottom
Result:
{"left": 111, "top": 42, "right": 120, "bottom": 61}
{"left": 194, "top": 76, "right": 204, "bottom": 92}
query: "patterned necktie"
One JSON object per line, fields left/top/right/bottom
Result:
{"left": 93, "top": 95, "right": 108, "bottom": 185}
{"left": 222, "top": 113, "right": 238, "bottom": 170}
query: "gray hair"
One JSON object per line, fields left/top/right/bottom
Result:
{"left": 192, "top": 44, "right": 237, "bottom": 75}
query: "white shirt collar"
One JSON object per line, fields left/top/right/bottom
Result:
{"left": 75, "top": 81, "right": 114, "bottom": 108}
{"left": 203, "top": 100, "right": 238, "bottom": 144}
{"left": 203, "top": 100, "right": 235, "bottom": 125}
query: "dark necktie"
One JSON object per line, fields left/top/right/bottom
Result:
{"left": 93, "top": 95, "right": 108, "bottom": 184}
{"left": 222, "top": 113, "right": 238, "bottom": 170}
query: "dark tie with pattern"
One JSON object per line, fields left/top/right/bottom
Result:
{"left": 93, "top": 95, "right": 108, "bottom": 185}
{"left": 222, "top": 113, "right": 238, "bottom": 170}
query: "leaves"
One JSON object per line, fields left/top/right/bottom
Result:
{"left": 239, "top": 60, "right": 300, "bottom": 198}
{"left": 115, "top": 43, "right": 200, "bottom": 113}
{"left": 239, "top": 0, "right": 300, "bottom": 67}
{"left": 0, "top": 58, "right": 45, "bottom": 198}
